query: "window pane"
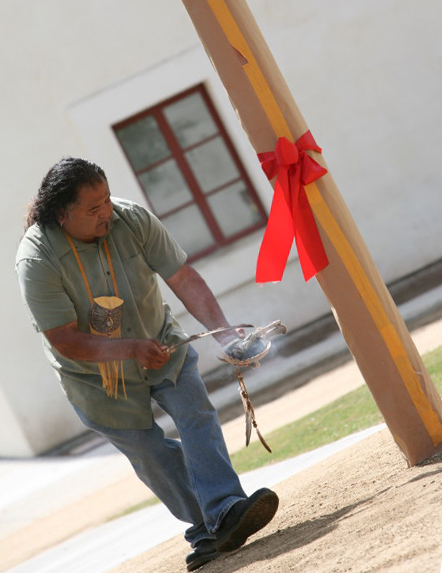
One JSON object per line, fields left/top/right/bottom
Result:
{"left": 139, "top": 160, "right": 193, "bottom": 215}
{"left": 163, "top": 92, "right": 218, "bottom": 148}
{"left": 207, "top": 182, "right": 263, "bottom": 237}
{"left": 162, "top": 205, "right": 214, "bottom": 257}
{"left": 185, "top": 137, "right": 240, "bottom": 193}
{"left": 115, "top": 116, "right": 170, "bottom": 170}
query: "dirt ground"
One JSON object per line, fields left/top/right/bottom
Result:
{"left": 106, "top": 429, "right": 442, "bottom": 573}
{"left": 2, "top": 316, "right": 442, "bottom": 573}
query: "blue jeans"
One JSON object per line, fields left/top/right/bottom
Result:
{"left": 73, "top": 346, "right": 246, "bottom": 546}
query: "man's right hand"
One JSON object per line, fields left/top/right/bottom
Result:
{"left": 133, "top": 339, "right": 170, "bottom": 370}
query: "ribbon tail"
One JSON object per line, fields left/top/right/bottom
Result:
{"left": 293, "top": 186, "right": 329, "bottom": 281}
{"left": 256, "top": 177, "right": 295, "bottom": 283}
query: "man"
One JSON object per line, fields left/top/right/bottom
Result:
{"left": 16, "top": 157, "right": 278, "bottom": 571}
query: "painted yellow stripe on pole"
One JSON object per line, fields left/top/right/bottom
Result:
{"left": 206, "top": 0, "right": 292, "bottom": 141}
{"left": 307, "top": 182, "right": 442, "bottom": 442}
{"left": 207, "top": 0, "right": 442, "bottom": 443}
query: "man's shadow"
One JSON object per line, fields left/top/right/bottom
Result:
{"left": 207, "top": 491, "right": 387, "bottom": 573}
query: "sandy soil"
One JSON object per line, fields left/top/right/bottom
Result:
{"left": 108, "top": 429, "right": 442, "bottom": 573}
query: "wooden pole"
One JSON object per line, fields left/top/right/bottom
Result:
{"left": 181, "top": 0, "right": 442, "bottom": 466}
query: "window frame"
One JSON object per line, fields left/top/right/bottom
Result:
{"left": 112, "top": 84, "right": 267, "bottom": 262}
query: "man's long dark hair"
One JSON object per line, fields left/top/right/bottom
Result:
{"left": 25, "top": 157, "right": 107, "bottom": 230}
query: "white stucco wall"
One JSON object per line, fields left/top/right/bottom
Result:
{"left": 1, "top": 0, "right": 441, "bottom": 456}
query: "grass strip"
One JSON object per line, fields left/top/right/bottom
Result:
{"left": 230, "top": 345, "right": 442, "bottom": 474}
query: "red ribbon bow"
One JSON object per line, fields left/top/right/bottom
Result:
{"left": 256, "top": 131, "right": 329, "bottom": 283}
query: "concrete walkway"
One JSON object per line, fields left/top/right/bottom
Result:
{"left": 1, "top": 286, "right": 441, "bottom": 573}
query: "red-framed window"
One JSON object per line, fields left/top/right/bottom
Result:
{"left": 112, "top": 84, "right": 267, "bottom": 261}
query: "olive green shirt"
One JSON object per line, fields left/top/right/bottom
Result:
{"left": 15, "top": 198, "right": 188, "bottom": 429}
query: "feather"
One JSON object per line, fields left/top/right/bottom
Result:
{"left": 236, "top": 370, "right": 271, "bottom": 452}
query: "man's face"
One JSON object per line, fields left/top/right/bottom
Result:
{"left": 59, "top": 179, "right": 113, "bottom": 243}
